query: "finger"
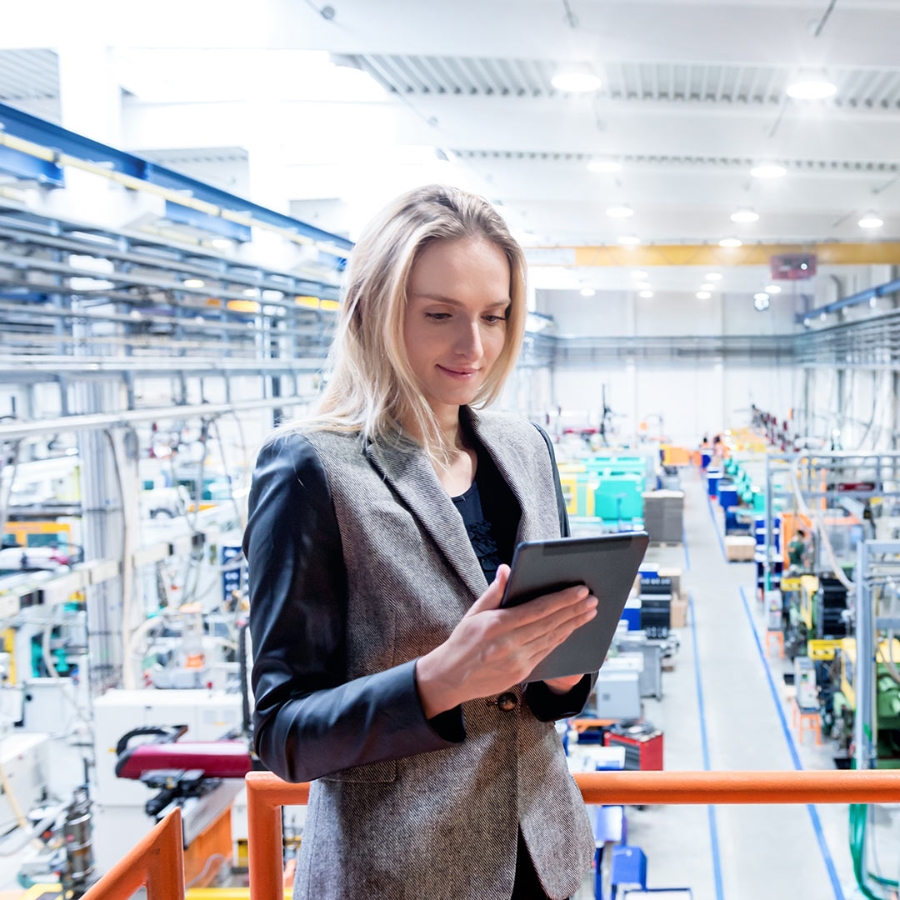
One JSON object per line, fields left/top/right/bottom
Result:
{"left": 514, "top": 596, "right": 598, "bottom": 648}
{"left": 465, "top": 564, "right": 510, "bottom": 616}
{"left": 505, "top": 584, "right": 591, "bottom": 627}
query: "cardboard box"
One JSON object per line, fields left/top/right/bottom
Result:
{"left": 670, "top": 597, "right": 688, "bottom": 628}
{"left": 657, "top": 567, "right": 682, "bottom": 598}
{"left": 725, "top": 536, "right": 756, "bottom": 562}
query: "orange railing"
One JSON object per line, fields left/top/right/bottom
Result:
{"left": 246, "top": 769, "right": 900, "bottom": 900}
{"left": 81, "top": 807, "right": 184, "bottom": 900}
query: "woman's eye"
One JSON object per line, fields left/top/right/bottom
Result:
{"left": 425, "top": 312, "right": 451, "bottom": 320}
{"left": 483, "top": 315, "right": 506, "bottom": 324}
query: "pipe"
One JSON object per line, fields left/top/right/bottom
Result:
{"left": 0, "top": 394, "right": 312, "bottom": 441}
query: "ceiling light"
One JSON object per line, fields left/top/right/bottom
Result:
{"left": 859, "top": 213, "right": 884, "bottom": 229}
{"left": 705, "top": 273, "right": 723, "bottom": 281}
{"left": 242, "top": 288, "right": 259, "bottom": 297}
{"left": 210, "top": 238, "right": 234, "bottom": 250}
{"left": 820, "top": 311, "right": 827, "bottom": 321}
{"left": 606, "top": 205, "right": 634, "bottom": 219}
{"left": 870, "top": 296, "right": 878, "bottom": 309}
{"left": 588, "top": 159, "right": 622, "bottom": 174}
{"left": 636, "top": 282, "right": 652, "bottom": 291}
{"left": 765, "top": 284, "right": 782, "bottom": 294}
{"left": 786, "top": 75, "right": 837, "bottom": 100}
{"left": 754, "top": 294, "right": 770, "bottom": 311}
{"left": 638, "top": 290, "right": 654, "bottom": 298}
{"left": 719, "top": 237, "right": 743, "bottom": 248}
{"left": 551, "top": 66, "right": 602, "bottom": 93}
{"left": 696, "top": 291, "right": 712, "bottom": 300}
{"left": 183, "top": 278, "right": 205, "bottom": 289}
{"left": 617, "top": 235, "right": 641, "bottom": 246}
{"left": 751, "top": 163, "right": 787, "bottom": 180}
{"left": 754, "top": 292, "right": 770, "bottom": 303}
{"left": 730, "top": 208, "right": 760, "bottom": 223}
{"left": 631, "top": 270, "right": 648, "bottom": 280}
{"left": 580, "top": 287, "right": 596, "bottom": 297}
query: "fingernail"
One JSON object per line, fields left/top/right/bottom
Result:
{"left": 585, "top": 595, "right": 598, "bottom": 608}
{"left": 577, "top": 587, "right": 589, "bottom": 600}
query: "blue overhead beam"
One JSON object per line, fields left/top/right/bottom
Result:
{"left": 0, "top": 101, "right": 353, "bottom": 254}
{"left": 164, "top": 200, "right": 252, "bottom": 243}
{"left": 798, "top": 276, "right": 900, "bottom": 322}
{"left": 0, "top": 144, "right": 65, "bottom": 186}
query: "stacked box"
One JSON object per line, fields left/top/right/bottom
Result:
{"left": 642, "top": 490, "right": 684, "bottom": 542}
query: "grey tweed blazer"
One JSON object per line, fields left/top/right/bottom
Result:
{"left": 246, "top": 409, "right": 594, "bottom": 900}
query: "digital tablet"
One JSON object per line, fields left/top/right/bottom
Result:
{"left": 500, "top": 532, "right": 650, "bottom": 682}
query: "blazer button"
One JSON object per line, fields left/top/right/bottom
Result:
{"left": 497, "top": 692, "right": 518, "bottom": 712}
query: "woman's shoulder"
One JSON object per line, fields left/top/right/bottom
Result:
{"left": 469, "top": 409, "right": 549, "bottom": 448}
{"left": 257, "top": 426, "right": 363, "bottom": 470}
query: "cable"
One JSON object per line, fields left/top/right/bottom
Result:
{"left": 184, "top": 852, "right": 227, "bottom": 889}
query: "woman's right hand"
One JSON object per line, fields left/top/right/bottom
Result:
{"left": 415, "top": 564, "right": 598, "bottom": 718}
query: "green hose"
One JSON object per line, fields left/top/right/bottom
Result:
{"left": 849, "top": 803, "right": 899, "bottom": 899}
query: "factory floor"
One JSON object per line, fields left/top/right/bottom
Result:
{"left": 573, "top": 466, "right": 891, "bottom": 900}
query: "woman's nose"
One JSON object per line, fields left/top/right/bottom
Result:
{"left": 454, "top": 321, "right": 483, "bottom": 358}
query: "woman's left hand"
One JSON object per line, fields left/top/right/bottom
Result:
{"left": 542, "top": 675, "right": 584, "bottom": 695}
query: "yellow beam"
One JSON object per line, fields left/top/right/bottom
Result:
{"left": 567, "top": 242, "right": 900, "bottom": 267}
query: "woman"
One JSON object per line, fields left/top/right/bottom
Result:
{"left": 245, "top": 185, "right": 598, "bottom": 900}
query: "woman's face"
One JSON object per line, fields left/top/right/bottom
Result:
{"left": 404, "top": 236, "right": 511, "bottom": 418}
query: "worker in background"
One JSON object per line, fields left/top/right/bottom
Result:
{"left": 788, "top": 527, "right": 810, "bottom": 572}
{"left": 245, "top": 185, "right": 597, "bottom": 900}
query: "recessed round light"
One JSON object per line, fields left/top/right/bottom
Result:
{"left": 700, "top": 283, "right": 715, "bottom": 291}
{"left": 696, "top": 291, "right": 712, "bottom": 300}
{"left": 859, "top": 213, "right": 884, "bottom": 229}
{"left": 719, "top": 237, "right": 743, "bottom": 248}
{"left": 183, "top": 278, "right": 205, "bottom": 289}
{"left": 730, "top": 208, "right": 760, "bottom": 223}
{"left": 751, "top": 163, "right": 787, "bottom": 180}
{"left": 638, "top": 290, "right": 654, "bottom": 298}
{"left": 588, "top": 159, "right": 622, "bottom": 174}
{"left": 787, "top": 77, "right": 837, "bottom": 100}
{"left": 631, "top": 270, "right": 648, "bottom": 280}
{"left": 606, "top": 205, "right": 634, "bottom": 219}
{"left": 580, "top": 287, "right": 596, "bottom": 297}
{"left": 705, "top": 273, "right": 723, "bottom": 282}
{"left": 765, "top": 284, "right": 782, "bottom": 294}
{"left": 551, "top": 69, "right": 602, "bottom": 93}
{"left": 617, "top": 235, "right": 641, "bottom": 246}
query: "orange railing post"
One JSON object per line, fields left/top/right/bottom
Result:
{"left": 81, "top": 807, "right": 184, "bottom": 900}
{"left": 245, "top": 769, "right": 900, "bottom": 900}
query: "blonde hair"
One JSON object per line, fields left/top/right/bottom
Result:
{"left": 280, "top": 185, "right": 527, "bottom": 462}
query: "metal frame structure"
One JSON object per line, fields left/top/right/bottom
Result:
{"left": 854, "top": 540, "right": 900, "bottom": 770}
{"left": 761, "top": 452, "right": 900, "bottom": 593}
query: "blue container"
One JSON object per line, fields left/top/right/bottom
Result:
{"left": 701, "top": 452, "right": 712, "bottom": 469}
{"left": 706, "top": 468, "right": 722, "bottom": 499}
{"left": 621, "top": 606, "right": 641, "bottom": 631}
{"left": 718, "top": 485, "right": 739, "bottom": 510}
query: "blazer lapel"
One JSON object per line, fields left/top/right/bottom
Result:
{"left": 364, "top": 435, "right": 488, "bottom": 602}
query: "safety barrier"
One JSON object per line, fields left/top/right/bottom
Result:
{"left": 81, "top": 807, "right": 184, "bottom": 900}
{"left": 245, "top": 769, "right": 900, "bottom": 900}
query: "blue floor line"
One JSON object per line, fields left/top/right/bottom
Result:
{"left": 688, "top": 591, "right": 725, "bottom": 900}
{"left": 705, "top": 495, "right": 728, "bottom": 562}
{"left": 737, "top": 585, "right": 845, "bottom": 900}
{"left": 682, "top": 526, "right": 691, "bottom": 572}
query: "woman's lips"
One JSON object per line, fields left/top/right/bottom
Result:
{"left": 437, "top": 365, "right": 479, "bottom": 379}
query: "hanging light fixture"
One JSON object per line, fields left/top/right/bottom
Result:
{"left": 786, "top": 72, "right": 837, "bottom": 100}
{"left": 551, "top": 65, "right": 602, "bottom": 93}
{"left": 858, "top": 212, "right": 884, "bottom": 229}
{"left": 588, "top": 159, "right": 622, "bottom": 173}
{"left": 751, "top": 163, "right": 787, "bottom": 179}
{"left": 730, "top": 208, "right": 760, "bottom": 223}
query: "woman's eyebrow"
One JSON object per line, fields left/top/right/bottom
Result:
{"left": 411, "top": 292, "right": 510, "bottom": 309}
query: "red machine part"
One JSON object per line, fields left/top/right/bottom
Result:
{"left": 115, "top": 741, "right": 252, "bottom": 780}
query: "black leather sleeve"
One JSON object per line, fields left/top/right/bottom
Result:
{"left": 245, "top": 434, "right": 462, "bottom": 783}
{"left": 524, "top": 424, "right": 598, "bottom": 722}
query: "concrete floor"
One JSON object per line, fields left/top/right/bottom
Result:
{"left": 572, "top": 466, "right": 894, "bottom": 900}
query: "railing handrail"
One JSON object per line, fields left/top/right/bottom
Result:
{"left": 245, "top": 769, "right": 900, "bottom": 900}
{"left": 81, "top": 807, "right": 184, "bottom": 900}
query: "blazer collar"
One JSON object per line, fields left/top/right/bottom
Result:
{"left": 363, "top": 425, "right": 487, "bottom": 602}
